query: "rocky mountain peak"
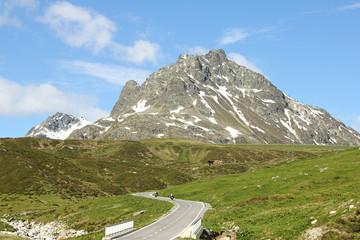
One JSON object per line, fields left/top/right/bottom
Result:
{"left": 110, "top": 80, "right": 141, "bottom": 118}
{"left": 25, "top": 112, "right": 91, "bottom": 140}
{"left": 205, "top": 49, "right": 228, "bottom": 64}
{"left": 67, "top": 49, "right": 360, "bottom": 146}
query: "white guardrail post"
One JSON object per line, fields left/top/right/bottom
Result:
{"left": 180, "top": 218, "right": 203, "bottom": 239}
{"left": 104, "top": 220, "right": 134, "bottom": 237}
{"left": 192, "top": 218, "right": 202, "bottom": 235}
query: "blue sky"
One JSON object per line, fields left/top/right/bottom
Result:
{"left": 0, "top": 0, "right": 359, "bottom": 138}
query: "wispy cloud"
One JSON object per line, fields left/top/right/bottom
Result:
{"left": 60, "top": 61, "right": 151, "bottom": 85}
{"left": 302, "top": 2, "right": 360, "bottom": 15}
{"left": 39, "top": 1, "right": 162, "bottom": 65}
{"left": 186, "top": 46, "right": 209, "bottom": 55}
{"left": 336, "top": 2, "right": 360, "bottom": 11}
{"left": 228, "top": 52, "right": 262, "bottom": 74}
{"left": 218, "top": 27, "right": 277, "bottom": 45}
{"left": 0, "top": 0, "right": 38, "bottom": 27}
{"left": 351, "top": 115, "right": 360, "bottom": 132}
{"left": 126, "top": 12, "right": 142, "bottom": 23}
{"left": 301, "top": 10, "right": 323, "bottom": 15}
{"left": 0, "top": 76, "right": 108, "bottom": 121}
{"left": 219, "top": 28, "right": 249, "bottom": 45}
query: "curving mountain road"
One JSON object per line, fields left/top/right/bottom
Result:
{"left": 115, "top": 192, "right": 207, "bottom": 240}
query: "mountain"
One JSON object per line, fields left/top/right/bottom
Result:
{"left": 25, "top": 112, "right": 91, "bottom": 140}
{"left": 68, "top": 49, "right": 360, "bottom": 146}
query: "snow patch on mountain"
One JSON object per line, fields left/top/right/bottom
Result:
{"left": 192, "top": 116, "right": 202, "bottom": 123}
{"left": 226, "top": 126, "right": 241, "bottom": 138}
{"left": 102, "top": 117, "right": 115, "bottom": 121}
{"left": 25, "top": 113, "right": 91, "bottom": 140}
{"left": 170, "top": 106, "right": 184, "bottom": 114}
{"left": 208, "top": 117, "right": 218, "bottom": 124}
{"left": 170, "top": 115, "right": 211, "bottom": 132}
{"left": 133, "top": 100, "right": 150, "bottom": 112}
{"left": 261, "top": 99, "right": 276, "bottom": 103}
{"left": 250, "top": 125, "right": 265, "bottom": 133}
{"left": 199, "top": 91, "right": 215, "bottom": 114}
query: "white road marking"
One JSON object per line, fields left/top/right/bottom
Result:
{"left": 121, "top": 192, "right": 207, "bottom": 240}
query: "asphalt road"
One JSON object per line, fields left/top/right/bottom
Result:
{"left": 115, "top": 192, "right": 207, "bottom": 240}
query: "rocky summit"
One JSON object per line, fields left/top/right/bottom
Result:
{"left": 25, "top": 112, "right": 91, "bottom": 140}
{"left": 67, "top": 49, "right": 360, "bottom": 145}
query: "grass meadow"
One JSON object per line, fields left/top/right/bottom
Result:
{"left": 0, "top": 137, "right": 358, "bottom": 239}
{"left": 160, "top": 147, "right": 360, "bottom": 239}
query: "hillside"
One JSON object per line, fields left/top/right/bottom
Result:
{"left": 0, "top": 138, "right": 338, "bottom": 198}
{"left": 160, "top": 147, "right": 360, "bottom": 239}
{"left": 0, "top": 137, "right": 357, "bottom": 239}
{"left": 0, "top": 194, "right": 173, "bottom": 239}
{"left": 68, "top": 49, "right": 360, "bottom": 146}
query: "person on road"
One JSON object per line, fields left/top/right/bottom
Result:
{"left": 155, "top": 192, "right": 158, "bottom": 197}
{"left": 170, "top": 193, "right": 174, "bottom": 200}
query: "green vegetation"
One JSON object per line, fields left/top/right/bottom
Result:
{"left": 0, "top": 137, "right": 333, "bottom": 198}
{"left": 0, "top": 221, "right": 14, "bottom": 231}
{"left": 0, "top": 137, "right": 356, "bottom": 239}
{"left": 160, "top": 148, "right": 360, "bottom": 239}
{"left": 0, "top": 194, "right": 172, "bottom": 239}
{"left": 0, "top": 235, "right": 27, "bottom": 240}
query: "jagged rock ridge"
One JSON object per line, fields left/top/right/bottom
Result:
{"left": 68, "top": 49, "right": 360, "bottom": 146}
{"left": 25, "top": 112, "right": 91, "bottom": 140}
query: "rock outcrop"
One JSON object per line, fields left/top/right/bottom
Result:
{"left": 25, "top": 112, "right": 91, "bottom": 140}
{"left": 0, "top": 218, "right": 86, "bottom": 240}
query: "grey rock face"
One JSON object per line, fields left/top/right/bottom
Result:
{"left": 110, "top": 80, "right": 141, "bottom": 118}
{"left": 69, "top": 49, "right": 360, "bottom": 146}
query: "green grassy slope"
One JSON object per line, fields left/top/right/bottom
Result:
{"left": 160, "top": 148, "right": 360, "bottom": 239}
{"left": 0, "top": 194, "right": 173, "bottom": 240}
{"left": 0, "top": 138, "right": 334, "bottom": 198}
{"left": 1, "top": 137, "right": 354, "bottom": 239}
{"left": 0, "top": 235, "right": 26, "bottom": 240}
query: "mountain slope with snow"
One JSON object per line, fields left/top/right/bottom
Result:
{"left": 25, "top": 112, "right": 91, "bottom": 140}
{"left": 68, "top": 49, "right": 360, "bottom": 146}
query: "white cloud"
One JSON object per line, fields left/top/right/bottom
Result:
{"left": 39, "top": 2, "right": 162, "bottom": 65}
{"left": 186, "top": 46, "right": 209, "bottom": 55}
{"left": 228, "top": 53, "right": 262, "bottom": 74}
{"left": 219, "top": 28, "right": 249, "bottom": 45}
{"left": 0, "top": 0, "right": 38, "bottom": 27}
{"left": 0, "top": 77, "right": 108, "bottom": 121}
{"left": 60, "top": 61, "right": 151, "bottom": 85}
{"left": 336, "top": 2, "right": 360, "bottom": 11}
{"left": 113, "top": 40, "right": 162, "bottom": 65}
{"left": 38, "top": 1, "right": 116, "bottom": 53}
